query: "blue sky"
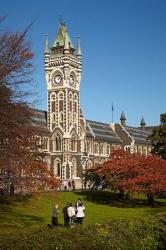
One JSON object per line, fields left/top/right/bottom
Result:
{"left": 1, "top": 0, "right": 166, "bottom": 126}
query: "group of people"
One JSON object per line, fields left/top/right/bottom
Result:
{"left": 63, "top": 179, "right": 75, "bottom": 192}
{"left": 51, "top": 198, "right": 85, "bottom": 228}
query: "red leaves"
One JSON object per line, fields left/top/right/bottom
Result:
{"left": 97, "top": 149, "right": 166, "bottom": 195}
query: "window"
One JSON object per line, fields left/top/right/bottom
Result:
{"left": 52, "top": 113, "right": 56, "bottom": 123}
{"left": 60, "top": 112, "right": 63, "bottom": 122}
{"left": 54, "top": 159, "right": 61, "bottom": 177}
{"left": 35, "top": 136, "right": 41, "bottom": 146}
{"left": 74, "top": 101, "right": 77, "bottom": 112}
{"left": 51, "top": 93, "right": 56, "bottom": 101}
{"left": 57, "top": 162, "right": 60, "bottom": 176}
{"left": 53, "top": 134, "right": 62, "bottom": 151}
{"left": 71, "top": 135, "right": 77, "bottom": 152}
{"left": 94, "top": 143, "right": 99, "bottom": 154}
{"left": 43, "top": 137, "right": 49, "bottom": 151}
{"left": 71, "top": 158, "right": 77, "bottom": 177}
{"left": 87, "top": 160, "right": 93, "bottom": 169}
{"left": 100, "top": 144, "right": 104, "bottom": 155}
{"left": 106, "top": 144, "right": 110, "bottom": 155}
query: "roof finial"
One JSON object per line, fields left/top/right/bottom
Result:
{"left": 140, "top": 116, "right": 146, "bottom": 129}
{"left": 120, "top": 111, "right": 126, "bottom": 126}
{"left": 76, "top": 36, "right": 81, "bottom": 58}
{"left": 64, "top": 27, "right": 69, "bottom": 53}
{"left": 44, "top": 33, "right": 49, "bottom": 54}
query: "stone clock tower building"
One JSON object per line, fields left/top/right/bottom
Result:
{"left": 44, "top": 23, "right": 85, "bottom": 181}
{"left": 29, "top": 22, "right": 152, "bottom": 188}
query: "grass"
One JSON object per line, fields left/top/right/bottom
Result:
{"left": 0, "top": 191, "right": 166, "bottom": 234}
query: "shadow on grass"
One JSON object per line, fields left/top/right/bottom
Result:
{"left": 74, "top": 191, "right": 166, "bottom": 208}
{"left": 0, "top": 194, "right": 32, "bottom": 205}
{"left": 0, "top": 194, "right": 45, "bottom": 228}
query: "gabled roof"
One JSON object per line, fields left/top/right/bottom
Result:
{"left": 86, "top": 120, "right": 122, "bottom": 143}
{"left": 51, "top": 23, "right": 73, "bottom": 49}
{"left": 124, "top": 125, "right": 152, "bottom": 145}
{"left": 30, "top": 108, "right": 49, "bottom": 133}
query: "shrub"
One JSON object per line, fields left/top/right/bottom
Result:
{"left": 0, "top": 214, "right": 166, "bottom": 250}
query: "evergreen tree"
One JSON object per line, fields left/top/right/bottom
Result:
{"left": 148, "top": 113, "right": 166, "bottom": 159}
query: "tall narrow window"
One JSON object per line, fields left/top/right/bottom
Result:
{"left": 52, "top": 113, "right": 56, "bottom": 123}
{"left": 56, "top": 136, "right": 61, "bottom": 151}
{"left": 53, "top": 134, "right": 62, "bottom": 151}
{"left": 51, "top": 93, "right": 56, "bottom": 113}
{"left": 71, "top": 158, "right": 77, "bottom": 178}
{"left": 71, "top": 135, "right": 77, "bottom": 152}
{"left": 57, "top": 162, "right": 60, "bottom": 177}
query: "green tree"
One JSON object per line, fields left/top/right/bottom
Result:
{"left": 148, "top": 113, "right": 166, "bottom": 159}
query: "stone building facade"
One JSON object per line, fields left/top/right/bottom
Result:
{"left": 31, "top": 23, "right": 152, "bottom": 186}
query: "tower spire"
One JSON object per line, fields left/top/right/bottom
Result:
{"left": 44, "top": 34, "right": 49, "bottom": 54}
{"left": 120, "top": 111, "right": 126, "bottom": 126}
{"left": 76, "top": 36, "right": 81, "bottom": 58}
{"left": 64, "top": 27, "right": 69, "bottom": 54}
{"left": 140, "top": 116, "right": 146, "bottom": 130}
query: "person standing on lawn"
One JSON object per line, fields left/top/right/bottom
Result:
{"left": 75, "top": 198, "right": 82, "bottom": 210}
{"left": 62, "top": 203, "right": 69, "bottom": 227}
{"left": 67, "top": 203, "right": 76, "bottom": 227}
{"left": 76, "top": 203, "right": 85, "bottom": 224}
{"left": 52, "top": 204, "right": 59, "bottom": 227}
{"left": 71, "top": 179, "right": 76, "bottom": 191}
{"left": 63, "top": 179, "right": 68, "bottom": 191}
{"left": 68, "top": 180, "right": 71, "bottom": 192}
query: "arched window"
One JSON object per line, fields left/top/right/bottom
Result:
{"left": 134, "top": 146, "right": 137, "bottom": 153}
{"left": 51, "top": 93, "right": 56, "bottom": 101}
{"left": 143, "top": 147, "right": 147, "bottom": 156}
{"left": 94, "top": 143, "right": 99, "bottom": 154}
{"left": 124, "top": 145, "right": 131, "bottom": 153}
{"left": 87, "top": 160, "right": 93, "bottom": 169}
{"left": 100, "top": 143, "right": 104, "bottom": 155}
{"left": 60, "top": 112, "right": 63, "bottom": 122}
{"left": 106, "top": 144, "right": 110, "bottom": 155}
{"left": 59, "top": 92, "right": 64, "bottom": 112}
{"left": 138, "top": 146, "right": 142, "bottom": 154}
{"left": 74, "top": 93, "right": 78, "bottom": 113}
{"left": 68, "top": 92, "right": 73, "bottom": 112}
{"left": 74, "top": 101, "right": 77, "bottom": 113}
{"left": 54, "top": 158, "right": 61, "bottom": 177}
{"left": 69, "top": 114, "right": 73, "bottom": 127}
{"left": 71, "top": 135, "right": 77, "bottom": 152}
{"left": 71, "top": 158, "right": 77, "bottom": 177}
{"left": 51, "top": 93, "right": 56, "bottom": 113}
{"left": 53, "top": 134, "right": 62, "bottom": 152}
{"left": 52, "top": 113, "right": 56, "bottom": 123}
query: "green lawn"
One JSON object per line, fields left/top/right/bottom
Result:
{"left": 0, "top": 191, "right": 166, "bottom": 234}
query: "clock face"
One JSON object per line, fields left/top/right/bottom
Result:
{"left": 69, "top": 74, "right": 75, "bottom": 86}
{"left": 53, "top": 74, "right": 62, "bottom": 85}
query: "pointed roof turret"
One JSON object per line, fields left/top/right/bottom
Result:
{"left": 76, "top": 36, "right": 81, "bottom": 57}
{"left": 120, "top": 111, "right": 126, "bottom": 126}
{"left": 64, "top": 28, "right": 69, "bottom": 54}
{"left": 51, "top": 22, "right": 74, "bottom": 50}
{"left": 44, "top": 34, "right": 49, "bottom": 54}
{"left": 140, "top": 116, "right": 146, "bottom": 129}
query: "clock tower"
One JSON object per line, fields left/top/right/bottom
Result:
{"left": 44, "top": 23, "right": 84, "bottom": 180}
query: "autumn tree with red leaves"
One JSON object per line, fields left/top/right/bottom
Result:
{"left": 97, "top": 149, "right": 166, "bottom": 204}
{"left": 0, "top": 20, "right": 58, "bottom": 194}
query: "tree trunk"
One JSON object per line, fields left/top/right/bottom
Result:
{"left": 147, "top": 193, "right": 154, "bottom": 206}
{"left": 118, "top": 188, "right": 124, "bottom": 199}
